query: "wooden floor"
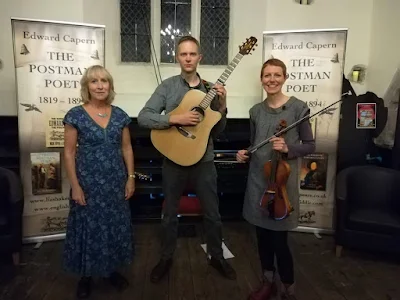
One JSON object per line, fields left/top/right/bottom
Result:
{"left": 1, "top": 221, "right": 400, "bottom": 300}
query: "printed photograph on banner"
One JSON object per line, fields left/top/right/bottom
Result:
{"left": 356, "top": 103, "right": 376, "bottom": 129}
{"left": 31, "top": 152, "right": 62, "bottom": 195}
{"left": 45, "top": 113, "right": 65, "bottom": 147}
{"left": 299, "top": 152, "right": 328, "bottom": 191}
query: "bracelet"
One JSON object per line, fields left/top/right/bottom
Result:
{"left": 128, "top": 174, "right": 136, "bottom": 179}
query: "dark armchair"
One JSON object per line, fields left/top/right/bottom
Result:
{"left": 0, "top": 167, "right": 24, "bottom": 265}
{"left": 335, "top": 165, "right": 400, "bottom": 257}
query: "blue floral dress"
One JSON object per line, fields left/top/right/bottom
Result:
{"left": 62, "top": 105, "right": 133, "bottom": 277}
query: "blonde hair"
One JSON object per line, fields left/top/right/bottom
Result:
{"left": 80, "top": 65, "right": 116, "bottom": 105}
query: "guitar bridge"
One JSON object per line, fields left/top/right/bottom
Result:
{"left": 177, "top": 126, "right": 196, "bottom": 139}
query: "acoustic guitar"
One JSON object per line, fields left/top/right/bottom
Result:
{"left": 150, "top": 36, "right": 258, "bottom": 166}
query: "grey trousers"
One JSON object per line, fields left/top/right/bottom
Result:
{"left": 160, "top": 159, "right": 223, "bottom": 260}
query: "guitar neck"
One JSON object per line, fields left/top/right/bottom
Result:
{"left": 199, "top": 52, "right": 244, "bottom": 109}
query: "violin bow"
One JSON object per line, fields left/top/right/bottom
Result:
{"left": 247, "top": 90, "right": 352, "bottom": 154}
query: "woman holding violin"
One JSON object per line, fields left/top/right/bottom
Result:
{"left": 237, "top": 58, "right": 315, "bottom": 300}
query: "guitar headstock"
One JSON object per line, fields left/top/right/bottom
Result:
{"left": 239, "top": 36, "right": 258, "bottom": 55}
{"left": 135, "top": 172, "right": 151, "bottom": 181}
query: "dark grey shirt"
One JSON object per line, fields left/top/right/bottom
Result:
{"left": 137, "top": 74, "right": 227, "bottom": 163}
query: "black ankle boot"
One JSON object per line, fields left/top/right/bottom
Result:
{"left": 76, "top": 276, "right": 92, "bottom": 299}
{"left": 108, "top": 272, "right": 129, "bottom": 291}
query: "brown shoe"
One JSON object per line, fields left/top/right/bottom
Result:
{"left": 248, "top": 279, "right": 277, "bottom": 300}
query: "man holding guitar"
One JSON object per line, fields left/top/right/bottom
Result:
{"left": 138, "top": 36, "right": 236, "bottom": 282}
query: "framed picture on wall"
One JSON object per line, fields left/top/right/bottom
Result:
{"left": 356, "top": 103, "right": 376, "bottom": 129}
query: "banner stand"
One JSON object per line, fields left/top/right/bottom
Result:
{"left": 11, "top": 18, "right": 105, "bottom": 246}
{"left": 23, "top": 233, "right": 66, "bottom": 246}
{"left": 294, "top": 226, "right": 334, "bottom": 239}
{"left": 262, "top": 28, "right": 348, "bottom": 236}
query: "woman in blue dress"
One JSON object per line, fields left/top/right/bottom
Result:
{"left": 63, "top": 65, "right": 135, "bottom": 299}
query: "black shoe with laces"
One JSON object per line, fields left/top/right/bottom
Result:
{"left": 209, "top": 257, "right": 237, "bottom": 280}
{"left": 76, "top": 276, "right": 92, "bottom": 299}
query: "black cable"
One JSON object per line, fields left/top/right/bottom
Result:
{"left": 140, "top": 2, "right": 162, "bottom": 85}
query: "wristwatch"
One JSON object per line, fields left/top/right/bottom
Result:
{"left": 128, "top": 174, "right": 136, "bottom": 179}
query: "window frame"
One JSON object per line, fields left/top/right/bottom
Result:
{"left": 119, "top": 0, "right": 231, "bottom": 66}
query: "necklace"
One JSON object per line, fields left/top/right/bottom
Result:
{"left": 94, "top": 105, "right": 108, "bottom": 118}
{"left": 88, "top": 103, "right": 109, "bottom": 117}
{"left": 97, "top": 112, "right": 108, "bottom": 118}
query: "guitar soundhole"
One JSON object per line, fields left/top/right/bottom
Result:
{"left": 191, "top": 107, "right": 205, "bottom": 122}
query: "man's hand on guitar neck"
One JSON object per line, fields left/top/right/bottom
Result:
{"left": 213, "top": 83, "right": 227, "bottom": 113}
{"left": 169, "top": 111, "right": 201, "bottom": 126}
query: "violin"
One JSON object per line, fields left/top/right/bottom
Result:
{"left": 260, "top": 119, "right": 294, "bottom": 220}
